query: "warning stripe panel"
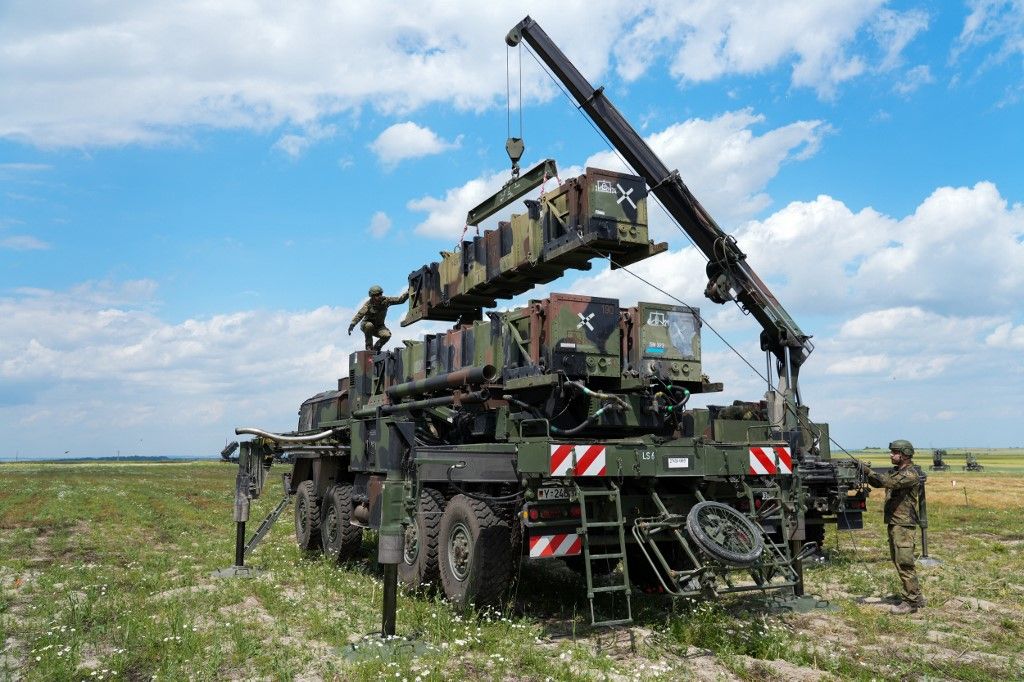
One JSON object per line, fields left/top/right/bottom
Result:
{"left": 528, "top": 533, "right": 582, "bottom": 558}
{"left": 549, "top": 444, "right": 606, "bottom": 477}
{"left": 748, "top": 446, "right": 793, "bottom": 475}
{"left": 549, "top": 444, "right": 574, "bottom": 475}
{"left": 775, "top": 446, "right": 793, "bottom": 474}
{"left": 749, "top": 447, "right": 777, "bottom": 475}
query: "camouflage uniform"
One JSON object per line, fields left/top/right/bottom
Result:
{"left": 349, "top": 290, "right": 409, "bottom": 351}
{"left": 864, "top": 464, "right": 923, "bottom": 606}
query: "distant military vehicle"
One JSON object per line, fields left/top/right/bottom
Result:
{"left": 219, "top": 15, "right": 870, "bottom": 633}
{"left": 963, "top": 452, "right": 985, "bottom": 472}
{"left": 929, "top": 449, "right": 950, "bottom": 471}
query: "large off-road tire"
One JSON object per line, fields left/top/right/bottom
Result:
{"left": 398, "top": 487, "right": 446, "bottom": 590}
{"left": 294, "top": 480, "right": 322, "bottom": 553}
{"left": 321, "top": 483, "right": 363, "bottom": 563}
{"left": 438, "top": 494, "right": 514, "bottom": 607}
{"left": 685, "top": 501, "right": 764, "bottom": 566}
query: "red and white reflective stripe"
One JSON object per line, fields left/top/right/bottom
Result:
{"left": 749, "top": 446, "right": 793, "bottom": 475}
{"left": 549, "top": 444, "right": 606, "bottom": 477}
{"left": 529, "top": 533, "right": 582, "bottom": 558}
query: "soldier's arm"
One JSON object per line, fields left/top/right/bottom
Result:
{"left": 864, "top": 469, "right": 887, "bottom": 488}
{"left": 857, "top": 460, "right": 886, "bottom": 488}
{"left": 882, "top": 469, "right": 919, "bottom": 491}
{"left": 386, "top": 290, "right": 409, "bottom": 305}
{"left": 350, "top": 301, "right": 369, "bottom": 327}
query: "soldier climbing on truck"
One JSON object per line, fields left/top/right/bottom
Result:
{"left": 348, "top": 284, "right": 410, "bottom": 352}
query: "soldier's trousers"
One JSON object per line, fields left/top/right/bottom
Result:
{"left": 360, "top": 321, "right": 391, "bottom": 351}
{"left": 888, "top": 524, "right": 922, "bottom": 605}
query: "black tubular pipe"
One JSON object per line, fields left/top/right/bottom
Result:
{"left": 789, "top": 538, "right": 804, "bottom": 596}
{"left": 354, "top": 389, "right": 489, "bottom": 418}
{"left": 234, "top": 521, "right": 246, "bottom": 567}
{"left": 382, "top": 389, "right": 489, "bottom": 414}
{"left": 381, "top": 563, "right": 398, "bottom": 637}
{"left": 385, "top": 364, "right": 497, "bottom": 400}
{"left": 919, "top": 478, "right": 930, "bottom": 557}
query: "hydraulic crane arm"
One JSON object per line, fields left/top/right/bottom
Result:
{"left": 506, "top": 17, "right": 814, "bottom": 394}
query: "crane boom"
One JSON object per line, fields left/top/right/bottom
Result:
{"left": 506, "top": 16, "right": 814, "bottom": 408}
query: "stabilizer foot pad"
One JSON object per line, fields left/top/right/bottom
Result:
{"left": 211, "top": 566, "right": 261, "bottom": 579}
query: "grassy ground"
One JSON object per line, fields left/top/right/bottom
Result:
{"left": 852, "top": 448, "right": 1024, "bottom": 473}
{"left": 1, "top": 460, "right": 1022, "bottom": 681}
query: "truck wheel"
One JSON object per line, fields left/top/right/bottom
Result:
{"left": 685, "top": 501, "right": 764, "bottom": 566}
{"left": 438, "top": 494, "right": 513, "bottom": 607}
{"left": 294, "top": 480, "right": 322, "bottom": 553}
{"left": 322, "top": 483, "right": 363, "bottom": 563}
{"left": 399, "top": 487, "right": 446, "bottom": 590}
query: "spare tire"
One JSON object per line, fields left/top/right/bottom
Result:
{"left": 685, "top": 501, "right": 764, "bottom": 566}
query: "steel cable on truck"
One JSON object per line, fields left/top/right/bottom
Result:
{"left": 523, "top": 40, "right": 871, "bottom": 485}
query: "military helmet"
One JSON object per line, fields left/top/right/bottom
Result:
{"left": 889, "top": 439, "right": 915, "bottom": 457}
{"left": 368, "top": 285, "right": 383, "bottom": 296}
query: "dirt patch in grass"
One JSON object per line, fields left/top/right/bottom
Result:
{"left": 218, "top": 596, "right": 276, "bottom": 628}
{"left": 678, "top": 647, "right": 741, "bottom": 681}
{"left": 945, "top": 595, "right": 1020, "bottom": 616}
{"left": 25, "top": 527, "right": 54, "bottom": 567}
{"left": 152, "top": 582, "right": 220, "bottom": 601}
{"left": 278, "top": 634, "right": 337, "bottom": 659}
{"left": 740, "top": 656, "right": 832, "bottom": 681}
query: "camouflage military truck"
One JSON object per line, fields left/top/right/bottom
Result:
{"left": 963, "top": 452, "right": 984, "bottom": 471}
{"left": 930, "top": 449, "right": 950, "bottom": 471}
{"left": 222, "top": 16, "right": 869, "bottom": 631}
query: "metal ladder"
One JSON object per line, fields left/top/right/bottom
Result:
{"left": 574, "top": 480, "right": 632, "bottom": 627}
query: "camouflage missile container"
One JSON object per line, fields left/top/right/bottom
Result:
{"left": 227, "top": 162, "right": 868, "bottom": 627}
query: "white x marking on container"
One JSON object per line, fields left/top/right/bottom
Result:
{"left": 615, "top": 183, "right": 636, "bottom": 209}
{"left": 577, "top": 312, "right": 595, "bottom": 330}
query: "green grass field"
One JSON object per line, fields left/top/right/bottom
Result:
{"left": 851, "top": 448, "right": 1024, "bottom": 473}
{"left": 1, "top": 460, "right": 1022, "bottom": 681}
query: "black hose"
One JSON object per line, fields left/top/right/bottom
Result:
{"left": 445, "top": 464, "right": 524, "bottom": 503}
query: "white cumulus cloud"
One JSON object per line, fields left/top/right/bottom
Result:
{"left": 368, "top": 211, "right": 392, "bottom": 239}
{"left": 369, "top": 122, "right": 461, "bottom": 168}
{"left": 986, "top": 321, "right": 1024, "bottom": 349}
{"left": 408, "top": 168, "right": 516, "bottom": 239}
{"left": 409, "top": 109, "right": 826, "bottom": 242}
{"left": 0, "top": 279, "right": 425, "bottom": 456}
{"left": 0, "top": 2, "right": 920, "bottom": 148}
{"left": 613, "top": 0, "right": 924, "bottom": 99}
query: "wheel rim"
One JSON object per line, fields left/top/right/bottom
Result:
{"left": 403, "top": 522, "right": 419, "bottom": 566}
{"left": 448, "top": 521, "right": 472, "bottom": 582}
{"left": 695, "top": 505, "right": 758, "bottom": 556}
{"left": 325, "top": 507, "right": 339, "bottom": 548}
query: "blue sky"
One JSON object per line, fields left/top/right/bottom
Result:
{"left": 2, "top": 1, "right": 1023, "bottom": 458}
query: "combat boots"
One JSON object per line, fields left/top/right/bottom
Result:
{"left": 891, "top": 598, "right": 925, "bottom": 614}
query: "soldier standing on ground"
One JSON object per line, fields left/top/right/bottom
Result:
{"left": 348, "top": 285, "right": 409, "bottom": 352}
{"left": 857, "top": 439, "right": 925, "bottom": 614}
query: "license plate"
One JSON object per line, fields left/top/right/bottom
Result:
{"left": 536, "top": 487, "right": 570, "bottom": 501}
{"left": 667, "top": 457, "right": 690, "bottom": 469}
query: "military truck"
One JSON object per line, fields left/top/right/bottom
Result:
{"left": 222, "top": 16, "right": 869, "bottom": 632}
{"left": 963, "top": 452, "right": 985, "bottom": 471}
{"left": 930, "top": 449, "right": 950, "bottom": 471}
